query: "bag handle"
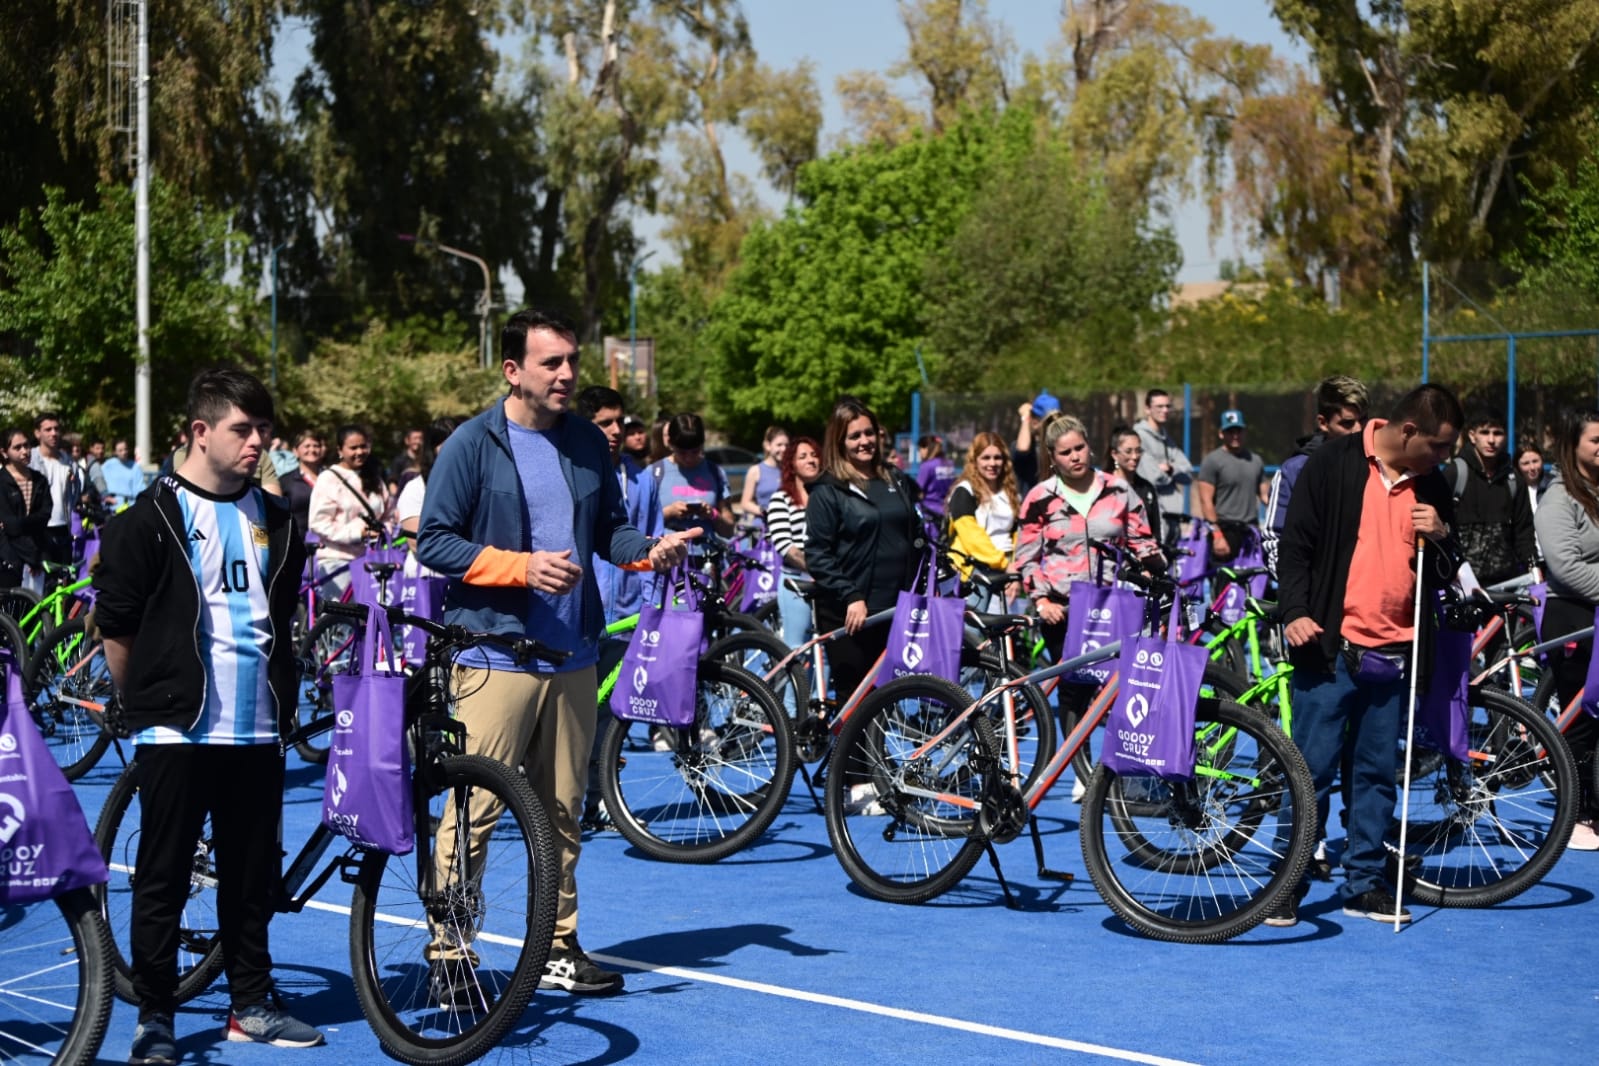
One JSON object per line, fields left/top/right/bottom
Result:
{"left": 359, "top": 602, "right": 399, "bottom": 676}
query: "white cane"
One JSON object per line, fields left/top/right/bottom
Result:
{"left": 1393, "top": 535, "right": 1426, "bottom": 932}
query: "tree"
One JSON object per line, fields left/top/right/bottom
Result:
{"left": 703, "top": 108, "right": 1036, "bottom": 437}
{"left": 0, "top": 181, "right": 254, "bottom": 437}
{"left": 924, "top": 139, "right": 1180, "bottom": 388}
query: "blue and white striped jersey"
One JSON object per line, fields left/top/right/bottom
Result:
{"left": 135, "top": 481, "right": 277, "bottom": 746}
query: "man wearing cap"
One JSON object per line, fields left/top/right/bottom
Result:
{"left": 1012, "top": 391, "right": 1059, "bottom": 494}
{"left": 1133, "top": 389, "right": 1193, "bottom": 549}
{"left": 1196, "top": 409, "right": 1269, "bottom": 561}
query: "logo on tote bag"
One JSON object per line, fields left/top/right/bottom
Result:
{"left": 902, "top": 642, "right": 924, "bottom": 669}
{"left": 633, "top": 665, "right": 651, "bottom": 696}
{"left": 329, "top": 764, "right": 348, "bottom": 808}
{"left": 1125, "top": 692, "right": 1150, "bottom": 728}
{"left": 0, "top": 734, "right": 15, "bottom": 754}
{"left": 0, "top": 793, "right": 25, "bottom": 845}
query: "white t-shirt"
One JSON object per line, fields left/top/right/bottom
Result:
{"left": 395, "top": 476, "right": 437, "bottom": 579}
{"left": 29, "top": 449, "right": 71, "bottom": 527}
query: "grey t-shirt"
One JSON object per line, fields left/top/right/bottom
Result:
{"left": 1198, "top": 446, "right": 1265, "bottom": 525}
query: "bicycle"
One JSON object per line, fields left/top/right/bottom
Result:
{"left": 0, "top": 887, "right": 115, "bottom": 1065}
{"left": 93, "top": 601, "right": 562, "bottom": 1066}
{"left": 592, "top": 599, "right": 798, "bottom": 863}
{"left": 822, "top": 576, "right": 1318, "bottom": 943}
{"left": 20, "top": 618, "right": 118, "bottom": 781}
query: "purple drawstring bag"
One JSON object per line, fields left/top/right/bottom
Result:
{"left": 1415, "top": 621, "right": 1473, "bottom": 760}
{"left": 1101, "top": 600, "right": 1204, "bottom": 779}
{"left": 738, "top": 540, "right": 781, "bottom": 613}
{"left": 0, "top": 651, "right": 110, "bottom": 904}
{"left": 1175, "top": 521, "right": 1209, "bottom": 586}
{"left": 877, "top": 553, "right": 964, "bottom": 685}
{"left": 349, "top": 547, "right": 410, "bottom": 609}
{"left": 613, "top": 567, "right": 702, "bottom": 727}
{"left": 322, "top": 605, "right": 413, "bottom": 855}
{"left": 1063, "top": 582, "right": 1145, "bottom": 685}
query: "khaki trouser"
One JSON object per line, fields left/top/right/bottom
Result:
{"left": 432, "top": 665, "right": 596, "bottom": 957}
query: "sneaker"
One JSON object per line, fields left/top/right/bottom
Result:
{"left": 651, "top": 728, "right": 672, "bottom": 753}
{"left": 129, "top": 1014, "right": 177, "bottom": 1065}
{"left": 1262, "top": 895, "right": 1298, "bottom": 928}
{"left": 539, "top": 947, "right": 624, "bottom": 995}
{"left": 580, "top": 801, "right": 617, "bottom": 833}
{"left": 225, "top": 1003, "right": 326, "bottom": 1048}
{"left": 843, "top": 782, "right": 885, "bottom": 816}
{"left": 1341, "top": 887, "right": 1411, "bottom": 924}
{"left": 429, "top": 958, "right": 485, "bottom": 1011}
{"left": 1070, "top": 776, "right": 1086, "bottom": 803}
{"left": 1309, "top": 839, "right": 1334, "bottom": 882}
{"left": 1568, "top": 819, "right": 1599, "bottom": 852}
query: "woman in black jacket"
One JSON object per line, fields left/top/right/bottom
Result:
{"left": 804, "top": 397, "right": 925, "bottom": 705}
{"left": 0, "top": 427, "right": 51, "bottom": 591}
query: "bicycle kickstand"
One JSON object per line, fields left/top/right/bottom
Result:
{"left": 983, "top": 840, "right": 1020, "bottom": 909}
{"left": 797, "top": 763, "right": 824, "bottom": 814}
{"left": 1029, "top": 816, "right": 1074, "bottom": 884}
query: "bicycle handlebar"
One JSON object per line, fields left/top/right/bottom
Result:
{"left": 319, "top": 600, "right": 571, "bottom": 666}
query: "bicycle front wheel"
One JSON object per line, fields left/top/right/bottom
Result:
{"left": 600, "top": 660, "right": 795, "bottom": 862}
{"left": 702, "top": 629, "right": 809, "bottom": 725}
{"left": 0, "top": 887, "right": 114, "bottom": 1066}
{"left": 92, "top": 762, "right": 225, "bottom": 1005}
{"left": 350, "top": 753, "right": 557, "bottom": 1066}
{"left": 1395, "top": 685, "right": 1577, "bottom": 907}
{"left": 1081, "top": 697, "right": 1316, "bottom": 943}
{"left": 22, "top": 619, "right": 113, "bottom": 781}
{"left": 824, "top": 674, "right": 990, "bottom": 904}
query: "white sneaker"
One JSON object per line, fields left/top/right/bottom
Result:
{"left": 844, "top": 782, "right": 885, "bottom": 816}
{"left": 1071, "top": 776, "right": 1087, "bottom": 803}
{"left": 1569, "top": 819, "right": 1599, "bottom": 852}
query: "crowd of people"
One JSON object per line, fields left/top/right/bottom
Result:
{"left": 7, "top": 306, "right": 1587, "bottom": 1063}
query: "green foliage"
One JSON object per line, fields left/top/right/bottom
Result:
{"left": 703, "top": 107, "right": 1038, "bottom": 438}
{"left": 0, "top": 181, "right": 254, "bottom": 438}
{"left": 274, "top": 318, "right": 503, "bottom": 448}
{"left": 1520, "top": 130, "right": 1599, "bottom": 299}
{"left": 925, "top": 141, "right": 1180, "bottom": 388}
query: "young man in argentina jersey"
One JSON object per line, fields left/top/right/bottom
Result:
{"left": 95, "top": 368, "right": 314, "bottom": 1064}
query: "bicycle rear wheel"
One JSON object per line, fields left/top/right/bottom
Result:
{"left": 702, "top": 629, "right": 809, "bottom": 725}
{"left": 956, "top": 651, "right": 1057, "bottom": 794}
{"left": 0, "top": 887, "right": 114, "bottom": 1066}
{"left": 0, "top": 611, "right": 26, "bottom": 673}
{"left": 1394, "top": 685, "right": 1577, "bottom": 907}
{"left": 349, "top": 754, "right": 556, "bottom": 1066}
{"left": 92, "top": 761, "right": 225, "bottom": 1006}
{"left": 824, "top": 674, "right": 990, "bottom": 904}
{"left": 22, "top": 619, "right": 113, "bottom": 781}
{"left": 293, "top": 614, "right": 361, "bottom": 765}
{"left": 600, "top": 660, "right": 795, "bottom": 862}
{"left": 1081, "top": 697, "right": 1316, "bottom": 943}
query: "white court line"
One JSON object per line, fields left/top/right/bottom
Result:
{"left": 297, "top": 897, "right": 1201, "bottom": 1066}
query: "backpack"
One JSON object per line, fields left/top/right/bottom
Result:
{"left": 1448, "top": 456, "right": 1518, "bottom": 506}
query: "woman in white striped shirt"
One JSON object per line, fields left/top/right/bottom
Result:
{"left": 764, "top": 436, "right": 821, "bottom": 650}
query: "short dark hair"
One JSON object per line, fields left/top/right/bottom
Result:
{"left": 2, "top": 427, "right": 27, "bottom": 451}
{"left": 1467, "top": 410, "right": 1506, "bottom": 432}
{"left": 666, "top": 412, "right": 706, "bottom": 451}
{"left": 575, "top": 385, "right": 625, "bottom": 420}
{"left": 419, "top": 416, "right": 462, "bottom": 482}
{"left": 1390, "top": 383, "right": 1465, "bottom": 437}
{"left": 186, "top": 367, "right": 274, "bottom": 428}
{"left": 1144, "top": 389, "right": 1169, "bottom": 407}
{"left": 34, "top": 411, "right": 60, "bottom": 429}
{"left": 1315, "top": 375, "right": 1368, "bottom": 421}
{"left": 501, "top": 307, "right": 578, "bottom": 365}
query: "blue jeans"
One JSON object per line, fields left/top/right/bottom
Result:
{"left": 776, "top": 572, "right": 813, "bottom": 652}
{"left": 1290, "top": 655, "right": 1404, "bottom": 900}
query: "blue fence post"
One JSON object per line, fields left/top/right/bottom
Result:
{"left": 909, "top": 390, "right": 921, "bottom": 475}
{"left": 1182, "top": 382, "right": 1193, "bottom": 516}
{"left": 1421, "top": 262, "right": 1431, "bottom": 383}
{"left": 1507, "top": 335, "right": 1517, "bottom": 438}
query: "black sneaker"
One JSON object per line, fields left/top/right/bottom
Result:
{"left": 1262, "top": 894, "right": 1298, "bottom": 928}
{"left": 128, "top": 1013, "right": 177, "bottom": 1065}
{"left": 429, "top": 958, "right": 486, "bottom": 1011}
{"left": 1342, "top": 887, "right": 1411, "bottom": 924}
{"left": 580, "top": 802, "right": 617, "bottom": 834}
{"left": 539, "top": 948, "right": 624, "bottom": 995}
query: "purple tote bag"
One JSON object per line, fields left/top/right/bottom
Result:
{"left": 0, "top": 652, "right": 110, "bottom": 904}
{"left": 738, "top": 540, "right": 781, "bottom": 613}
{"left": 1174, "top": 521, "right": 1209, "bottom": 586}
{"left": 1415, "top": 624, "right": 1473, "bottom": 760}
{"left": 349, "top": 547, "right": 410, "bottom": 609}
{"left": 1101, "top": 601, "right": 1203, "bottom": 780}
{"left": 396, "top": 571, "right": 447, "bottom": 667}
{"left": 877, "top": 588, "right": 964, "bottom": 686}
{"left": 1063, "top": 582, "right": 1145, "bottom": 685}
{"left": 612, "top": 568, "right": 703, "bottom": 727}
{"left": 322, "top": 606, "right": 413, "bottom": 855}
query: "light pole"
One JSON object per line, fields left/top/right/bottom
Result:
{"left": 269, "top": 238, "right": 293, "bottom": 388}
{"left": 398, "top": 234, "right": 493, "bottom": 367}
{"left": 629, "top": 250, "right": 656, "bottom": 397}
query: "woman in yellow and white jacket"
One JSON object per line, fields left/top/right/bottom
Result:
{"left": 946, "top": 431, "right": 1022, "bottom": 612}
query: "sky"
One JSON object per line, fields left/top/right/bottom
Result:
{"left": 272, "top": 2, "right": 1309, "bottom": 304}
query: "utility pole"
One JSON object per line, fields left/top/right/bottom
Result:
{"left": 109, "top": 0, "right": 150, "bottom": 466}
{"left": 398, "top": 234, "right": 493, "bottom": 367}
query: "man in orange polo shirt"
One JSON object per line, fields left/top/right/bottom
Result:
{"left": 1273, "top": 383, "right": 1465, "bottom": 926}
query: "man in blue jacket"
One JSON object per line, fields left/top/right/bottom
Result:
{"left": 418, "top": 307, "right": 693, "bottom": 999}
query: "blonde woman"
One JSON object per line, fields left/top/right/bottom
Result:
{"left": 947, "top": 431, "right": 1021, "bottom": 612}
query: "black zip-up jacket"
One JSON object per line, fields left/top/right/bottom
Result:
{"left": 93, "top": 475, "right": 306, "bottom": 736}
{"left": 1453, "top": 446, "right": 1537, "bottom": 575}
{"left": 0, "top": 465, "right": 51, "bottom": 570}
{"left": 804, "top": 468, "right": 926, "bottom": 611}
{"left": 1279, "top": 431, "right": 1461, "bottom": 675}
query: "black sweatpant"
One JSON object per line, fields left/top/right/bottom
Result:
{"left": 815, "top": 599, "right": 892, "bottom": 708}
{"left": 1539, "top": 595, "right": 1599, "bottom": 819}
{"left": 130, "top": 743, "right": 285, "bottom": 1019}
